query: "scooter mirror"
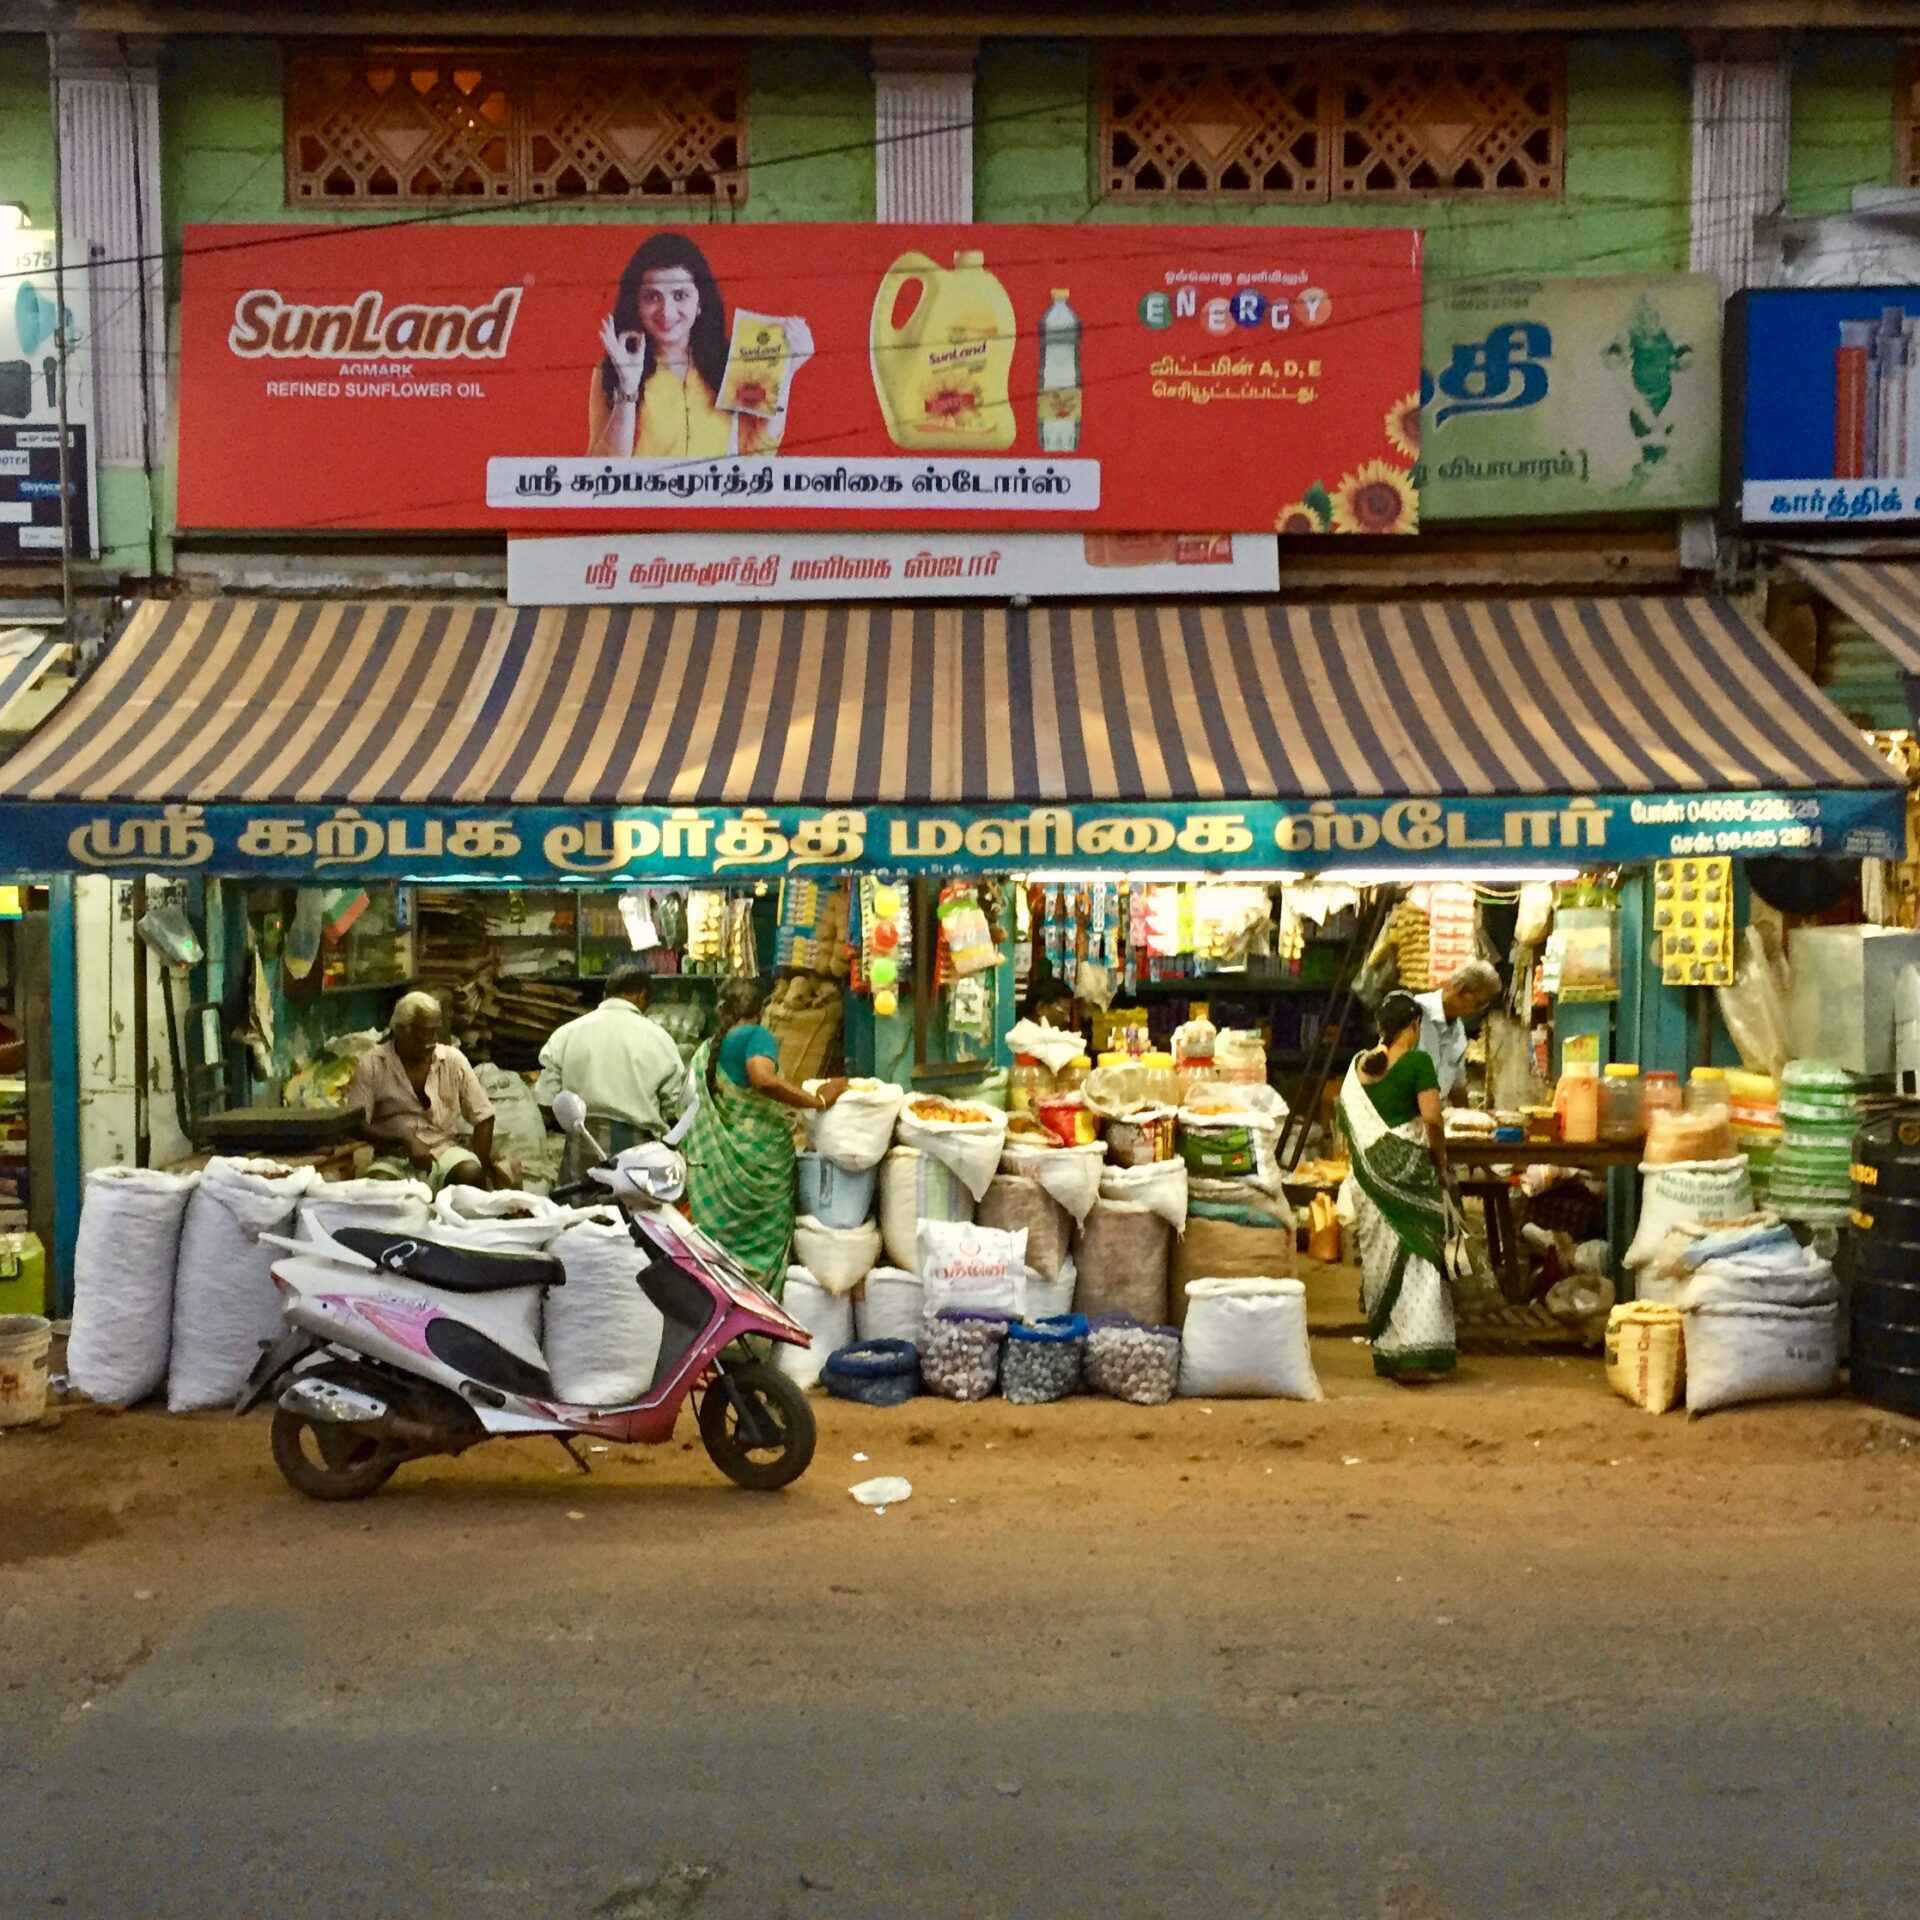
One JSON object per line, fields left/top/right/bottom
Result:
{"left": 552, "top": 1091, "right": 589, "bottom": 1133}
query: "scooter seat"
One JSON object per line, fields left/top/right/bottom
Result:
{"left": 334, "top": 1228, "right": 563, "bottom": 1294}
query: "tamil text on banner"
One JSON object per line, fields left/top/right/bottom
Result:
{"left": 1732, "top": 289, "right": 1920, "bottom": 525}
{"left": 1418, "top": 274, "right": 1721, "bottom": 520}
{"left": 15, "top": 792, "right": 1902, "bottom": 885}
{"left": 176, "top": 222, "right": 1421, "bottom": 534}
{"left": 506, "top": 531, "right": 1281, "bottom": 605}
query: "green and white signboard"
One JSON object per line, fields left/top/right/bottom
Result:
{"left": 1417, "top": 273, "right": 1723, "bottom": 520}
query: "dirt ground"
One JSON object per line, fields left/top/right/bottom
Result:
{"left": 4, "top": 1310, "right": 1919, "bottom": 1918}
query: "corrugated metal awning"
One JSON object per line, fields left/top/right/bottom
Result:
{"left": 1786, "top": 557, "right": 1920, "bottom": 675}
{"left": 0, "top": 593, "right": 1891, "bottom": 809}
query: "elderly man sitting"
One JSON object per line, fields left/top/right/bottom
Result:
{"left": 345, "top": 990, "right": 504, "bottom": 1192}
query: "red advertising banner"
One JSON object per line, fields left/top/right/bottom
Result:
{"left": 176, "top": 222, "right": 1422, "bottom": 534}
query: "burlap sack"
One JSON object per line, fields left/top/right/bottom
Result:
{"left": 1171, "top": 1215, "right": 1297, "bottom": 1328}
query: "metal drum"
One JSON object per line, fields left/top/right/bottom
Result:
{"left": 1848, "top": 1110, "right": 1920, "bottom": 1416}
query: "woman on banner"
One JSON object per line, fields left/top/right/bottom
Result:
{"left": 588, "top": 231, "right": 812, "bottom": 459}
{"left": 682, "top": 979, "right": 847, "bottom": 1293}
{"left": 1336, "top": 990, "right": 1463, "bottom": 1383}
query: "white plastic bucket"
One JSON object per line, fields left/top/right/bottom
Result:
{"left": 0, "top": 1313, "right": 53, "bottom": 1427}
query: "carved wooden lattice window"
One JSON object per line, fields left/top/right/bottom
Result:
{"left": 285, "top": 45, "right": 745, "bottom": 206}
{"left": 1101, "top": 41, "right": 1563, "bottom": 202}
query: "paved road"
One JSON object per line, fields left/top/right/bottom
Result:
{"left": 4, "top": 1354, "right": 1917, "bottom": 1918}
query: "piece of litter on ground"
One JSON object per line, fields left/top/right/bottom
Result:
{"left": 132, "top": 1589, "right": 153, "bottom": 1602}
{"left": 1436, "top": 1615, "right": 1455, "bottom": 1626}
{"left": 850, "top": 1476, "right": 912, "bottom": 1508}
{"left": 589, "top": 1445, "right": 609, "bottom": 1454}
{"left": 567, "top": 1510, "right": 585, "bottom": 1521}
{"left": 852, "top": 1451, "right": 868, "bottom": 1462}
{"left": 1343, "top": 1456, "right": 1362, "bottom": 1467}
{"left": 1351, "top": 1336, "right": 1368, "bottom": 1345}
{"left": 996, "top": 1781, "right": 1022, "bottom": 1798}
{"left": 1199, "top": 1406, "right": 1212, "bottom": 1415}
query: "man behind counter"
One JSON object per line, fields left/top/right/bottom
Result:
{"left": 347, "top": 990, "right": 504, "bottom": 1191}
{"left": 535, "top": 965, "right": 687, "bottom": 1165}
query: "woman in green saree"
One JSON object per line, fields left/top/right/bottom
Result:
{"left": 682, "top": 980, "right": 846, "bottom": 1294}
{"left": 1337, "top": 990, "right": 1463, "bottom": 1382}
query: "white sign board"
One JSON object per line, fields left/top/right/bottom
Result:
{"left": 507, "top": 531, "right": 1280, "bottom": 606}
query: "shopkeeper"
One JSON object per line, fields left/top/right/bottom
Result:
{"left": 1414, "top": 960, "right": 1502, "bottom": 1106}
{"left": 347, "top": 991, "right": 503, "bottom": 1192}
{"left": 535, "top": 965, "right": 687, "bottom": 1167}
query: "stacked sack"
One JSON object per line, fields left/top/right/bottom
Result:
{"left": 1624, "top": 1103, "right": 1755, "bottom": 1304}
{"left": 1765, "top": 1060, "right": 1860, "bottom": 1229}
{"left": 1609, "top": 1217, "right": 1840, "bottom": 1416}
{"left": 1172, "top": 1084, "right": 1295, "bottom": 1329}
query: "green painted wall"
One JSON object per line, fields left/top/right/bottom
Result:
{"left": 0, "top": 37, "right": 53, "bottom": 231}
{"left": 976, "top": 39, "right": 1694, "bottom": 280}
{"left": 1788, "top": 36, "right": 1896, "bottom": 216}
{"left": 161, "top": 36, "right": 871, "bottom": 247}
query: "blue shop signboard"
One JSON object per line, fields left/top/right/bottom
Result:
{"left": 1731, "top": 287, "right": 1920, "bottom": 525}
{"left": 0, "top": 791, "right": 1900, "bottom": 883}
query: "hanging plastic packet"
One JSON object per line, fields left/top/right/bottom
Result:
{"left": 619, "top": 890, "right": 660, "bottom": 953}
{"left": 939, "top": 883, "right": 1002, "bottom": 977}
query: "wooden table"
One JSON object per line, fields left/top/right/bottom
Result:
{"left": 1448, "top": 1139, "right": 1644, "bottom": 1303}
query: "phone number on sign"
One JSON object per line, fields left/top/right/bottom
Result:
{"left": 1666, "top": 826, "right": 1821, "bottom": 855}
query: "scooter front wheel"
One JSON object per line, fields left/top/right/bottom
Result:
{"left": 270, "top": 1406, "right": 403, "bottom": 1501}
{"left": 698, "top": 1362, "right": 816, "bottom": 1491}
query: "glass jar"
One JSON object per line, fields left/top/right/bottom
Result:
{"left": 1556, "top": 1066, "right": 1600, "bottom": 1145}
{"left": 1642, "top": 1070, "right": 1682, "bottom": 1122}
{"left": 1686, "top": 1066, "right": 1731, "bottom": 1116}
{"left": 1009, "top": 1054, "right": 1056, "bottom": 1114}
{"left": 1053, "top": 1055, "right": 1091, "bottom": 1096}
{"left": 1599, "top": 1062, "right": 1643, "bottom": 1143}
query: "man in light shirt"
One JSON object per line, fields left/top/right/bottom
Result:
{"left": 1413, "top": 959, "right": 1502, "bottom": 1106}
{"left": 536, "top": 966, "right": 687, "bottom": 1163}
{"left": 348, "top": 990, "right": 502, "bottom": 1192}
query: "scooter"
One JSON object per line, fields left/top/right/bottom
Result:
{"left": 238, "top": 1090, "right": 817, "bottom": 1500}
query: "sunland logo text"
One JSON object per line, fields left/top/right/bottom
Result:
{"left": 228, "top": 287, "right": 522, "bottom": 359}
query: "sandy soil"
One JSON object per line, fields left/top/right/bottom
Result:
{"left": 3, "top": 1323, "right": 1918, "bottom": 1918}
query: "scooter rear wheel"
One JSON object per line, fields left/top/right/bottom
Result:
{"left": 698, "top": 1361, "right": 816, "bottom": 1491}
{"left": 270, "top": 1406, "right": 403, "bottom": 1501}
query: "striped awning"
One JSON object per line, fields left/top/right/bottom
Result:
{"left": 0, "top": 631, "right": 69, "bottom": 733}
{"left": 1787, "top": 557, "right": 1920, "bottom": 675}
{"left": 0, "top": 593, "right": 1894, "bottom": 813}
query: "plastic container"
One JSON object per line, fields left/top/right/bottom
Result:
{"left": 1009, "top": 1055, "right": 1056, "bottom": 1114}
{"left": 1642, "top": 1070, "right": 1683, "bottom": 1123}
{"left": 0, "top": 1313, "right": 52, "bottom": 1428}
{"left": 821, "top": 1339, "right": 921, "bottom": 1407}
{"left": 1053, "top": 1056, "right": 1090, "bottom": 1096}
{"left": 1599, "top": 1063, "right": 1644, "bottom": 1143}
{"left": 1556, "top": 1066, "right": 1600, "bottom": 1145}
{"left": 1214, "top": 1029, "right": 1268, "bottom": 1086}
{"left": 795, "top": 1153, "right": 877, "bottom": 1230}
{"left": 0, "top": 1230, "right": 46, "bottom": 1318}
{"left": 1686, "top": 1066, "right": 1731, "bottom": 1115}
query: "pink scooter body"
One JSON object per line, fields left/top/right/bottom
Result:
{"left": 254, "top": 1205, "right": 810, "bottom": 1447}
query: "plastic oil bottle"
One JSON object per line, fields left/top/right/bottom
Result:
{"left": 1037, "top": 288, "right": 1081, "bottom": 452}
{"left": 870, "top": 250, "right": 1017, "bottom": 450}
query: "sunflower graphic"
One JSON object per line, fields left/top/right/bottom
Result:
{"left": 1385, "top": 389, "right": 1422, "bottom": 460}
{"left": 1331, "top": 460, "right": 1418, "bottom": 535}
{"left": 1275, "top": 499, "right": 1327, "bottom": 535}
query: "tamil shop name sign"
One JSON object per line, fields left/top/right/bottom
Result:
{"left": 176, "top": 222, "right": 1421, "bottom": 535}
{"left": 25, "top": 794, "right": 1900, "bottom": 883}
{"left": 1419, "top": 274, "right": 1722, "bottom": 520}
{"left": 1732, "top": 288, "right": 1920, "bottom": 524}
{"left": 506, "top": 532, "right": 1281, "bottom": 605}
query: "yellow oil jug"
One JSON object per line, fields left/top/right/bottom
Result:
{"left": 870, "top": 249, "right": 1017, "bottom": 451}
{"left": 0, "top": 1231, "right": 46, "bottom": 1317}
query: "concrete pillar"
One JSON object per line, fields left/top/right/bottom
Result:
{"left": 1688, "top": 35, "right": 1792, "bottom": 295}
{"left": 872, "top": 41, "right": 977, "bottom": 223}
{"left": 53, "top": 33, "right": 167, "bottom": 472}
